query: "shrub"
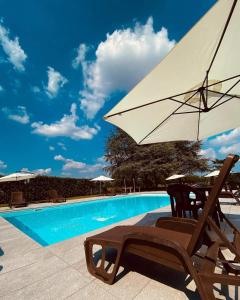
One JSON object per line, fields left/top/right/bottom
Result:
{"left": 0, "top": 176, "right": 102, "bottom": 205}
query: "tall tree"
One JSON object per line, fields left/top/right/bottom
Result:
{"left": 105, "top": 129, "right": 209, "bottom": 189}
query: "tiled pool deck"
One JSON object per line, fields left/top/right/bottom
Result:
{"left": 0, "top": 194, "right": 239, "bottom": 299}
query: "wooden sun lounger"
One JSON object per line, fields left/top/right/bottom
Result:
{"left": 85, "top": 154, "right": 240, "bottom": 300}
{"left": 47, "top": 189, "right": 66, "bottom": 203}
{"left": 10, "top": 191, "right": 27, "bottom": 208}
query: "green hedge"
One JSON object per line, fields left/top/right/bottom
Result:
{"left": 0, "top": 176, "right": 104, "bottom": 205}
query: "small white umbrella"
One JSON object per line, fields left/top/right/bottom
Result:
{"left": 204, "top": 170, "right": 220, "bottom": 177}
{"left": 0, "top": 172, "right": 37, "bottom": 182}
{"left": 166, "top": 174, "right": 186, "bottom": 181}
{"left": 91, "top": 175, "right": 114, "bottom": 194}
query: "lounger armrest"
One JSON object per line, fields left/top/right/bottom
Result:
{"left": 122, "top": 232, "right": 189, "bottom": 259}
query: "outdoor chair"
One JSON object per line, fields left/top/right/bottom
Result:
{"left": 47, "top": 189, "right": 66, "bottom": 203}
{"left": 167, "top": 183, "right": 204, "bottom": 219}
{"left": 85, "top": 154, "right": 240, "bottom": 300}
{"left": 167, "top": 183, "right": 223, "bottom": 226}
{"left": 10, "top": 191, "right": 27, "bottom": 208}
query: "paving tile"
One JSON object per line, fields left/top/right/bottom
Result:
{"left": 96, "top": 271, "right": 150, "bottom": 300}
{"left": 0, "top": 255, "right": 68, "bottom": 296}
{"left": 71, "top": 258, "right": 95, "bottom": 282}
{"left": 48, "top": 240, "right": 86, "bottom": 265}
{"left": 0, "top": 247, "right": 53, "bottom": 274}
{"left": 0, "top": 226, "right": 26, "bottom": 242}
{"left": 0, "top": 235, "right": 40, "bottom": 257}
{"left": 67, "top": 281, "right": 117, "bottom": 300}
{"left": 134, "top": 279, "right": 199, "bottom": 300}
{"left": 0, "top": 218, "right": 12, "bottom": 229}
{"left": 47, "top": 235, "right": 84, "bottom": 255}
{"left": 3, "top": 267, "right": 90, "bottom": 300}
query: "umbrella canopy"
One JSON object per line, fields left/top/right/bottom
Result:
{"left": 0, "top": 172, "right": 37, "bottom": 182}
{"left": 91, "top": 175, "right": 114, "bottom": 182}
{"left": 204, "top": 170, "right": 220, "bottom": 178}
{"left": 166, "top": 174, "right": 185, "bottom": 181}
{"left": 104, "top": 0, "right": 240, "bottom": 144}
{"left": 91, "top": 175, "right": 114, "bottom": 194}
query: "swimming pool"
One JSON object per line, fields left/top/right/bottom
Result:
{"left": 0, "top": 194, "right": 170, "bottom": 246}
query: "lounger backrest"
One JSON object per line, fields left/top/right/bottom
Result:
{"left": 187, "top": 154, "right": 239, "bottom": 255}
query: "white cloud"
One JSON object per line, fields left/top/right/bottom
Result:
{"left": 0, "top": 160, "right": 7, "bottom": 169}
{"left": 21, "top": 167, "right": 52, "bottom": 175}
{"left": 96, "top": 156, "right": 106, "bottom": 163}
{"left": 45, "top": 67, "right": 68, "bottom": 98}
{"left": 219, "top": 143, "right": 240, "bottom": 155}
{"left": 34, "top": 168, "right": 52, "bottom": 175}
{"left": 54, "top": 155, "right": 86, "bottom": 170}
{"left": 63, "top": 160, "right": 86, "bottom": 171}
{"left": 2, "top": 105, "right": 30, "bottom": 124}
{"left": 58, "top": 142, "right": 67, "bottom": 150}
{"left": 32, "top": 103, "right": 100, "bottom": 140}
{"left": 31, "top": 86, "right": 41, "bottom": 93}
{"left": 49, "top": 146, "right": 55, "bottom": 151}
{"left": 72, "top": 43, "right": 88, "bottom": 69}
{"left": 78, "top": 17, "right": 175, "bottom": 118}
{"left": 54, "top": 154, "right": 64, "bottom": 161}
{"left": 0, "top": 22, "right": 27, "bottom": 71}
{"left": 199, "top": 148, "right": 216, "bottom": 160}
{"left": 54, "top": 154, "right": 105, "bottom": 176}
{"left": 210, "top": 128, "right": 240, "bottom": 146}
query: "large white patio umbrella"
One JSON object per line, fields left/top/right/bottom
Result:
{"left": 91, "top": 175, "right": 114, "bottom": 194}
{"left": 104, "top": 0, "right": 240, "bottom": 144}
{"left": 166, "top": 174, "right": 185, "bottom": 181}
{"left": 0, "top": 172, "right": 37, "bottom": 182}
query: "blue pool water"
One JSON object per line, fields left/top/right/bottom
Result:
{"left": 0, "top": 194, "right": 170, "bottom": 246}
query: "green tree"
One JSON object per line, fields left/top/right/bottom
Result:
{"left": 105, "top": 129, "right": 209, "bottom": 189}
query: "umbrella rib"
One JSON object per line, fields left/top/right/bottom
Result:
{"left": 207, "top": 89, "right": 240, "bottom": 100}
{"left": 138, "top": 90, "right": 200, "bottom": 144}
{"left": 174, "top": 111, "right": 200, "bottom": 115}
{"left": 206, "top": 74, "right": 240, "bottom": 88}
{"left": 169, "top": 98, "right": 201, "bottom": 110}
{"left": 104, "top": 88, "right": 201, "bottom": 119}
{"left": 105, "top": 75, "right": 240, "bottom": 120}
{"left": 211, "top": 95, "right": 236, "bottom": 110}
{"left": 209, "top": 79, "right": 240, "bottom": 109}
{"left": 203, "top": 0, "right": 238, "bottom": 85}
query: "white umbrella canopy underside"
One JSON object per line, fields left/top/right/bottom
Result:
{"left": 91, "top": 175, "right": 114, "bottom": 182}
{"left": 0, "top": 172, "right": 37, "bottom": 182}
{"left": 166, "top": 174, "right": 185, "bottom": 181}
{"left": 104, "top": 0, "right": 240, "bottom": 144}
{"left": 204, "top": 170, "right": 220, "bottom": 177}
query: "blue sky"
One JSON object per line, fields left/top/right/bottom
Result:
{"left": 0, "top": 0, "right": 239, "bottom": 177}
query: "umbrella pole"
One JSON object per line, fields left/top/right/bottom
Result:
{"left": 133, "top": 178, "right": 136, "bottom": 193}
{"left": 100, "top": 181, "right": 101, "bottom": 194}
{"left": 124, "top": 178, "right": 127, "bottom": 193}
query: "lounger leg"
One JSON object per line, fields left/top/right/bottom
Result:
{"left": 84, "top": 240, "right": 123, "bottom": 284}
{"left": 197, "top": 277, "right": 216, "bottom": 300}
{"left": 181, "top": 258, "right": 213, "bottom": 300}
